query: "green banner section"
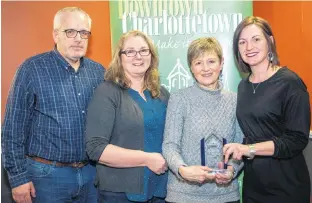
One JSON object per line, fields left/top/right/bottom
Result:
{"left": 110, "top": 0, "right": 252, "bottom": 93}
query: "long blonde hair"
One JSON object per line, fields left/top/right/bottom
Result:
{"left": 105, "top": 30, "right": 161, "bottom": 98}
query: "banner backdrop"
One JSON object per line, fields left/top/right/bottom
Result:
{"left": 109, "top": 1, "right": 252, "bottom": 200}
{"left": 109, "top": 0, "right": 252, "bottom": 93}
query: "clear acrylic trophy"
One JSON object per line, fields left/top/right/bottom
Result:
{"left": 200, "top": 136, "right": 230, "bottom": 175}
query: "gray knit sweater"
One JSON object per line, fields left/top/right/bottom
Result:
{"left": 162, "top": 82, "right": 243, "bottom": 203}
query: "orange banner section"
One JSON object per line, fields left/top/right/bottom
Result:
{"left": 1, "top": 1, "right": 112, "bottom": 119}
{"left": 254, "top": 1, "right": 312, "bottom": 127}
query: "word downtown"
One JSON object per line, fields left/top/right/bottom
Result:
{"left": 122, "top": 10, "right": 243, "bottom": 35}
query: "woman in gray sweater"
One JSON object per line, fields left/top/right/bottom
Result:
{"left": 162, "top": 37, "right": 243, "bottom": 203}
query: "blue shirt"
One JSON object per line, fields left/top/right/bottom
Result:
{"left": 126, "top": 89, "right": 168, "bottom": 202}
{"left": 1, "top": 48, "right": 105, "bottom": 188}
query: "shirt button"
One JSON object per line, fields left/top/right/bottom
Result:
{"left": 75, "top": 76, "right": 78, "bottom": 78}
{"left": 78, "top": 93, "right": 81, "bottom": 96}
{"left": 82, "top": 110, "right": 85, "bottom": 114}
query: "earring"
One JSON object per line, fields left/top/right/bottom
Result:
{"left": 267, "top": 52, "right": 274, "bottom": 63}
{"left": 218, "top": 70, "right": 223, "bottom": 80}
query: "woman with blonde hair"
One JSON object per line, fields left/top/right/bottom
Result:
{"left": 85, "top": 30, "right": 169, "bottom": 203}
{"left": 163, "top": 37, "right": 243, "bottom": 203}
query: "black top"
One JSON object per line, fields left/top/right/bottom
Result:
{"left": 237, "top": 67, "right": 311, "bottom": 203}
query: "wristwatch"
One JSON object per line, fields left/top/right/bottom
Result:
{"left": 247, "top": 144, "right": 256, "bottom": 160}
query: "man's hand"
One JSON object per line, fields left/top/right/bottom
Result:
{"left": 12, "top": 182, "right": 36, "bottom": 203}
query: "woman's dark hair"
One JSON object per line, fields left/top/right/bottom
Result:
{"left": 233, "top": 16, "right": 280, "bottom": 73}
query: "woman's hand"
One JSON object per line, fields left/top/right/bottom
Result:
{"left": 145, "top": 153, "right": 168, "bottom": 175}
{"left": 178, "top": 165, "right": 215, "bottom": 184}
{"left": 215, "top": 163, "right": 234, "bottom": 185}
{"left": 223, "top": 143, "right": 249, "bottom": 163}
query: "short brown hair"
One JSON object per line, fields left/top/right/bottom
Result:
{"left": 105, "top": 30, "right": 161, "bottom": 98}
{"left": 233, "top": 16, "right": 280, "bottom": 73}
{"left": 187, "top": 37, "right": 223, "bottom": 68}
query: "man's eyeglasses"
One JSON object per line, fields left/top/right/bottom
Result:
{"left": 120, "top": 49, "right": 151, "bottom": 57}
{"left": 62, "top": 29, "right": 91, "bottom": 39}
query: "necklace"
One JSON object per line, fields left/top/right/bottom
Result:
{"left": 251, "top": 82, "right": 261, "bottom": 94}
{"left": 250, "top": 64, "right": 280, "bottom": 94}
